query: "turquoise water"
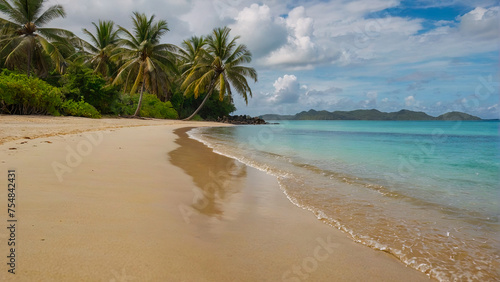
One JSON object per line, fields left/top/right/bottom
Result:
{"left": 189, "top": 120, "right": 500, "bottom": 281}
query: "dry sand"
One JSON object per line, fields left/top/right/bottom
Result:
{"left": 0, "top": 115, "right": 197, "bottom": 145}
{"left": 0, "top": 115, "right": 431, "bottom": 281}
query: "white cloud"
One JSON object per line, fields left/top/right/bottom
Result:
{"left": 307, "top": 0, "right": 399, "bottom": 21}
{"left": 287, "top": 6, "right": 314, "bottom": 37}
{"left": 366, "top": 91, "right": 378, "bottom": 99}
{"left": 180, "top": 0, "right": 231, "bottom": 35}
{"left": 362, "top": 91, "right": 378, "bottom": 107}
{"left": 230, "top": 4, "right": 288, "bottom": 58}
{"left": 487, "top": 104, "right": 498, "bottom": 111}
{"left": 263, "top": 6, "right": 324, "bottom": 69}
{"left": 405, "top": 95, "right": 417, "bottom": 106}
{"left": 211, "top": 0, "right": 247, "bottom": 19}
{"left": 298, "top": 86, "right": 344, "bottom": 109}
{"left": 306, "top": 87, "right": 343, "bottom": 97}
{"left": 458, "top": 6, "right": 500, "bottom": 40}
{"left": 46, "top": 0, "right": 193, "bottom": 44}
{"left": 268, "top": 74, "right": 302, "bottom": 104}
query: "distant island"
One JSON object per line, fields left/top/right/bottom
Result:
{"left": 260, "top": 109, "right": 482, "bottom": 121}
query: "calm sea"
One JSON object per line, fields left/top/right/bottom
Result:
{"left": 188, "top": 120, "right": 500, "bottom": 281}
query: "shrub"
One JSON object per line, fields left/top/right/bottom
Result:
{"left": 171, "top": 90, "right": 236, "bottom": 120}
{"left": 190, "top": 114, "right": 204, "bottom": 121}
{"left": 60, "top": 65, "right": 120, "bottom": 114}
{"left": 60, "top": 99, "right": 101, "bottom": 119}
{"left": 0, "top": 70, "right": 63, "bottom": 115}
{"left": 114, "top": 93, "right": 178, "bottom": 119}
{"left": 199, "top": 94, "right": 236, "bottom": 120}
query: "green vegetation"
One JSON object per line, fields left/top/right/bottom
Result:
{"left": 261, "top": 109, "right": 482, "bottom": 121}
{"left": 0, "top": 0, "right": 77, "bottom": 77}
{"left": 436, "top": 111, "right": 481, "bottom": 121}
{"left": 60, "top": 99, "right": 101, "bottom": 118}
{"left": 59, "top": 65, "right": 120, "bottom": 114}
{"left": 0, "top": 70, "right": 63, "bottom": 115}
{"left": 79, "top": 20, "right": 120, "bottom": 78}
{"left": 115, "top": 93, "right": 178, "bottom": 119}
{"left": 0, "top": 0, "right": 257, "bottom": 120}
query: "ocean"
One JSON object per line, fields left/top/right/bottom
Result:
{"left": 188, "top": 120, "right": 500, "bottom": 281}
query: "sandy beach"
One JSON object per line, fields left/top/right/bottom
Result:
{"left": 0, "top": 115, "right": 430, "bottom": 281}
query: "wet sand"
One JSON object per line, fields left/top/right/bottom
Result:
{"left": 0, "top": 116, "right": 430, "bottom": 281}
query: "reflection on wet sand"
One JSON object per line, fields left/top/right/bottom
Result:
{"left": 169, "top": 127, "right": 246, "bottom": 218}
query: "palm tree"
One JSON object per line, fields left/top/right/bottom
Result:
{"left": 0, "top": 0, "right": 75, "bottom": 77}
{"left": 178, "top": 35, "right": 206, "bottom": 75}
{"left": 79, "top": 20, "right": 121, "bottom": 78}
{"left": 113, "top": 12, "right": 177, "bottom": 117}
{"left": 181, "top": 27, "right": 257, "bottom": 120}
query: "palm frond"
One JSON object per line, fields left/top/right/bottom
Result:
{"left": 79, "top": 20, "right": 120, "bottom": 77}
{"left": 37, "top": 35, "right": 65, "bottom": 72}
{"left": 34, "top": 4, "right": 65, "bottom": 26}
{"left": 4, "top": 35, "right": 32, "bottom": 66}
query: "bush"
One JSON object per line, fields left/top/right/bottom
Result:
{"left": 171, "top": 90, "right": 236, "bottom": 120}
{"left": 60, "top": 65, "right": 120, "bottom": 114}
{"left": 0, "top": 70, "right": 63, "bottom": 115}
{"left": 199, "top": 94, "right": 236, "bottom": 120}
{"left": 60, "top": 99, "right": 101, "bottom": 119}
{"left": 190, "top": 114, "right": 204, "bottom": 121}
{"left": 114, "top": 93, "right": 178, "bottom": 119}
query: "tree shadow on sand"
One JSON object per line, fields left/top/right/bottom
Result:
{"left": 169, "top": 127, "right": 247, "bottom": 219}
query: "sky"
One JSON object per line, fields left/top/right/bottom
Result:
{"left": 45, "top": 0, "right": 499, "bottom": 118}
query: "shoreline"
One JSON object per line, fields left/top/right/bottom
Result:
{"left": 0, "top": 116, "right": 430, "bottom": 281}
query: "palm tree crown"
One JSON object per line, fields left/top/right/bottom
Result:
{"left": 0, "top": 0, "right": 75, "bottom": 77}
{"left": 80, "top": 20, "right": 120, "bottom": 78}
{"left": 182, "top": 26, "right": 257, "bottom": 120}
{"left": 178, "top": 35, "right": 206, "bottom": 75}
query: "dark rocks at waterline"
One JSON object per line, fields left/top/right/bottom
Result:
{"left": 217, "top": 115, "right": 267, "bottom": 125}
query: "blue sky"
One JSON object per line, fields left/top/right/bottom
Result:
{"left": 47, "top": 0, "right": 499, "bottom": 118}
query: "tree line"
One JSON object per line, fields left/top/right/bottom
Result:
{"left": 0, "top": 0, "right": 257, "bottom": 120}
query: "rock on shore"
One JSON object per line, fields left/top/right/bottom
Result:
{"left": 217, "top": 115, "right": 267, "bottom": 125}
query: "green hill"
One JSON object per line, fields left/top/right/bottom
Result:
{"left": 436, "top": 111, "right": 481, "bottom": 121}
{"left": 260, "top": 109, "right": 481, "bottom": 121}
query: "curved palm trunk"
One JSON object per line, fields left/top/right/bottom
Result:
{"left": 183, "top": 76, "right": 218, "bottom": 121}
{"left": 183, "top": 87, "right": 214, "bottom": 121}
{"left": 133, "top": 77, "right": 146, "bottom": 116}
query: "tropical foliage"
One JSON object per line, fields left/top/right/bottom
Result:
{"left": 115, "top": 93, "right": 178, "bottom": 119}
{"left": 78, "top": 20, "right": 121, "bottom": 78}
{"left": 0, "top": 1, "right": 257, "bottom": 120}
{"left": 60, "top": 98, "right": 101, "bottom": 118}
{"left": 0, "top": 0, "right": 77, "bottom": 77}
{"left": 59, "top": 64, "right": 120, "bottom": 114}
{"left": 0, "top": 70, "right": 62, "bottom": 115}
